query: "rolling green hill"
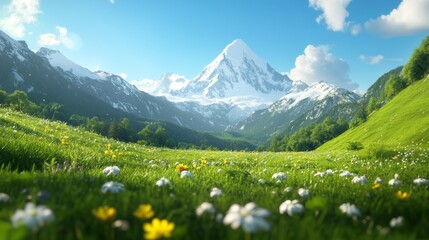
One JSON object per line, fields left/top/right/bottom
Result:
{"left": 318, "top": 76, "right": 429, "bottom": 151}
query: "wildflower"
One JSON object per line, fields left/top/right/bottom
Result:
{"left": 372, "top": 183, "right": 381, "bottom": 190}
{"left": 258, "top": 179, "right": 266, "bottom": 184}
{"left": 396, "top": 191, "right": 410, "bottom": 200}
{"left": 390, "top": 216, "right": 404, "bottom": 228}
{"left": 210, "top": 187, "right": 222, "bottom": 198}
{"left": 284, "top": 187, "right": 292, "bottom": 193}
{"left": 175, "top": 164, "right": 189, "bottom": 172}
{"left": 339, "top": 171, "right": 352, "bottom": 177}
{"left": 180, "top": 170, "right": 194, "bottom": 179}
{"left": 156, "top": 178, "right": 172, "bottom": 187}
{"left": 0, "top": 193, "right": 10, "bottom": 203}
{"left": 339, "top": 203, "right": 360, "bottom": 217}
{"left": 224, "top": 158, "right": 227, "bottom": 165}
{"left": 93, "top": 206, "right": 116, "bottom": 221}
{"left": 388, "top": 174, "right": 401, "bottom": 187}
{"left": 351, "top": 175, "right": 368, "bottom": 185}
{"left": 133, "top": 204, "right": 155, "bottom": 219}
{"left": 196, "top": 202, "right": 216, "bottom": 217}
{"left": 101, "top": 181, "right": 125, "bottom": 193}
{"left": 200, "top": 158, "right": 207, "bottom": 166}
{"left": 113, "top": 220, "right": 130, "bottom": 231}
{"left": 413, "top": 178, "right": 429, "bottom": 185}
{"left": 103, "top": 166, "right": 120, "bottom": 176}
{"left": 279, "top": 200, "right": 304, "bottom": 216}
{"left": 272, "top": 172, "right": 286, "bottom": 182}
{"left": 374, "top": 177, "right": 383, "bottom": 184}
{"left": 143, "top": 218, "right": 175, "bottom": 240}
{"left": 11, "top": 202, "right": 54, "bottom": 231}
{"left": 326, "top": 169, "right": 334, "bottom": 176}
{"left": 223, "top": 202, "right": 270, "bottom": 233}
{"left": 314, "top": 171, "right": 325, "bottom": 177}
{"left": 298, "top": 188, "right": 310, "bottom": 198}
{"left": 60, "top": 135, "right": 70, "bottom": 145}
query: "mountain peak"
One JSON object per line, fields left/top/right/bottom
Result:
{"left": 37, "top": 47, "right": 62, "bottom": 57}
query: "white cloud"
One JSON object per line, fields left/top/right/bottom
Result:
{"left": 350, "top": 24, "right": 361, "bottom": 35}
{"left": 365, "top": 0, "right": 429, "bottom": 36}
{"left": 309, "top": 0, "right": 351, "bottom": 31}
{"left": 0, "top": 0, "right": 41, "bottom": 38}
{"left": 109, "top": 0, "right": 115, "bottom": 3}
{"left": 359, "top": 55, "right": 384, "bottom": 65}
{"left": 288, "top": 45, "right": 358, "bottom": 90}
{"left": 38, "top": 26, "right": 81, "bottom": 50}
{"left": 118, "top": 73, "right": 127, "bottom": 79}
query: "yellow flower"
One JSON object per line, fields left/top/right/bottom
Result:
{"left": 61, "top": 136, "right": 70, "bottom": 146}
{"left": 93, "top": 206, "right": 116, "bottom": 221}
{"left": 372, "top": 183, "right": 381, "bottom": 190}
{"left": 200, "top": 158, "right": 207, "bottom": 166}
{"left": 396, "top": 191, "right": 410, "bottom": 200}
{"left": 144, "top": 218, "right": 175, "bottom": 240}
{"left": 111, "top": 154, "right": 117, "bottom": 160}
{"left": 224, "top": 158, "right": 227, "bottom": 165}
{"left": 107, "top": 143, "right": 111, "bottom": 150}
{"left": 175, "top": 164, "right": 189, "bottom": 173}
{"left": 134, "top": 204, "right": 155, "bottom": 219}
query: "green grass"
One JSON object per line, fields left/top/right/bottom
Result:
{"left": 318, "top": 77, "right": 429, "bottom": 151}
{"left": 1, "top": 108, "right": 429, "bottom": 239}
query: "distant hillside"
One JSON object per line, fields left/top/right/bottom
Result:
{"left": 318, "top": 76, "right": 429, "bottom": 151}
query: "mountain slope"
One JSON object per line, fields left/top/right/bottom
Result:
{"left": 318, "top": 77, "right": 429, "bottom": 151}
{"left": 235, "top": 81, "right": 360, "bottom": 144}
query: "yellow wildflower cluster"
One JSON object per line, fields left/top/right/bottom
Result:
{"left": 104, "top": 144, "right": 122, "bottom": 160}
{"left": 134, "top": 204, "right": 155, "bottom": 219}
{"left": 60, "top": 135, "right": 70, "bottom": 146}
{"left": 93, "top": 206, "right": 116, "bottom": 221}
{"left": 396, "top": 191, "right": 410, "bottom": 200}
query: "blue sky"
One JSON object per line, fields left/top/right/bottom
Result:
{"left": 0, "top": 0, "right": 428, "bottom": 92}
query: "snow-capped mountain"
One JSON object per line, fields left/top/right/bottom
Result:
{"left": 139, "top": 39, "right": 294, "bottom": 126}
{"left": 235, "top": 81, "right": 360, "bottom": 143}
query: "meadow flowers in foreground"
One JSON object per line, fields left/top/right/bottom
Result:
{"left": 223, "top": 202, "right": 270, "bottom": 233}
{"left": 143, "top": 218, "right": 175, "bottom": 240}
{"left": 11, "top": 203, "right": 54, "bottom": 231}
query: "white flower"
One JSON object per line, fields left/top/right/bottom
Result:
{"left": 339, "top": 203, "right": 360, "bottom": 217}
{"left": 374, "top": 177, "right": 383, "bottom": 184}
{"left": 196, "top": 202, "right": 216, "bottom": 217}
{"left": 326, "top": 169, "right": 334, "bottom": 176}
{"left": 298, "top": 188, "right": 310, "bottom": 198}
{"left": 314, "top": 171, "right": 325, "bottom": 177}
{"left": 101, "top": 181, "right": 125, "bottom": 193}
{"left": 413, "top": 178, "right": 429, "bottom": 185}
{"left": 388, "top": 174, "right": 401, "bottom": 187}
{"left": 180, "top": 171, "right": 194, "bottom": 179}
{"left": 156, "top": 177, "right": 172, "bottom": 187}
{"left": 103, "top": 166, "right": 120, "bottom": 176}
{"left": 210, "top": 187, "right": 222, "bottom": 198}
{"left": 339, "top": 171, "right": 352, "bottom": 177}
{"left": 0, "top": 193, "right": 10, "bottom": 203}
{"left": 11, "top": 203, "right": 55, "bottom": 231}
{"left": 390, "top": 216, "right": 404, "bottom": 228}
{"left": 279, "top": 200, "right": 304, "bottom": 216}
{"left": 351, "top": 175, "right": 368, "bottom": 185}
{"left": 223, "top": 202, "right": 270, "bottom": 233}
{"left": 272, "top": 172, "right": 286, "bottom": 182}
{"left": 258, "top": 179, "right": 266, "bottom": 184}
{"left": 284, "top": 187, "right": 292, "bottom": 193}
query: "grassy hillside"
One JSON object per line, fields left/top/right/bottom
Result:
{"left": 1, "top": 108, "right": 429, "bottom": 239}
{"left": 318, "top": 77, "right": 429, "bottom": 151}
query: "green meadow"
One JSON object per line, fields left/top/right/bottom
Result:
{"left": 1, "top": 107, "right": 429, "bottom": 239}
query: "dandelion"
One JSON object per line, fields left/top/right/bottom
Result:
{"left": 11, "top": 202, "right": 55, "bottom": 231}
{"left": 223, "top": 202, "right": 270, "bottom": 233}
{"left": 210, "top": 187, "right": 222, "bottom": 198}
{"left": 390, "top": 216, "right": 404, "bottom": 228}
{"left": 196, "top": 202, "right": 216, "bottom": 217}
{"left": 134, "top": 204, "right": 155, "bottom": 219}
{"left": 0, "top": 192, "right": 10, "bottom": 203}
{"left": 156, "top": 178, "right": 172, "bottom": 187}
{"left": 180, "top": 170, "right": 194, "bottom": 179}
{"left": 351, "top": 175, "right": 368, "bottom": 185}
{"left": 339, "top": 203, "right": 360, "bottom": 217}
{"left": 143, "top": 218, "right": 175, "bottom": 240}
{"left": 279, "top": 200, "right": 304, "bottom": 216}
{"left": 103, "top": 166, "right": 120, "bottom": 176}
{"left": 175, "top": 164, "right": 189, "bottom": 173}
{"left": 272, "top": 172, "right": 286, "bottom": 182}
{"left": 93, "top": 206, "right": 116, "bottom": 221}
{"left": 298, "top": 188, "right": 310, "bottom": 198}
{"left": 396, "top": 191, "right": 410, "bottom": 200}
{"left": 413, "top": 178, "right": 429, "bottom": 185}
{"left": 372, "top": 183, "right": 381, "bottom": 190}
{"left": 101, "top": 181, "right": 125, "bottom": 193}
